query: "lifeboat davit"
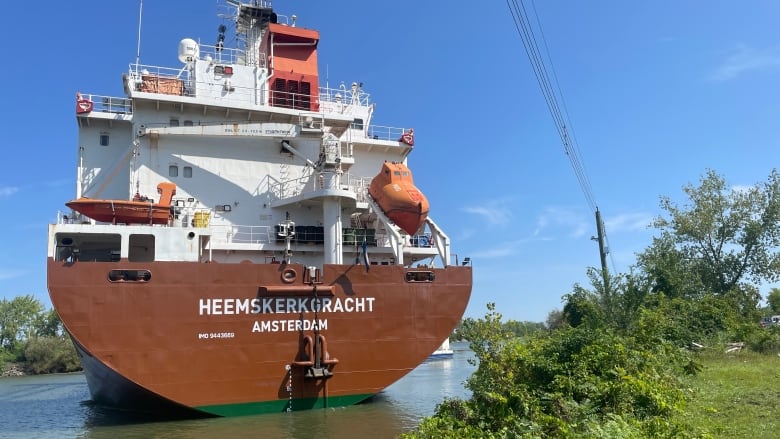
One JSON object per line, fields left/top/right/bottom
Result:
{"left": 66, "top": 182, "right": 176, "bottom": 225}
{"left": 368, "top": 161, "right": 429, "bottom": 235}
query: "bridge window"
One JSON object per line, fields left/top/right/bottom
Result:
{"left": 169, "top": 165, "right": 178, "bottom": 177}
{"left": 183, "top": 166, "right": 192, "bottom": 178}
{"left": 55, "top": 233, "right": 121, "bottom": 262}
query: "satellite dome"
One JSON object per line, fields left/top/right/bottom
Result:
{"left": 178, "top": 38, "right": 199, "bottom": 64}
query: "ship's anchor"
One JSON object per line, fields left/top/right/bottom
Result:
{"left": 292, "top": 281, "right": 338, "bottom": 379}
{"left": 293, "top": 333, "right": 338, "bottom": 379}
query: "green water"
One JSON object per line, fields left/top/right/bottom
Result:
{"left": 0, "top": 343, "right": 474, "bottom": 439}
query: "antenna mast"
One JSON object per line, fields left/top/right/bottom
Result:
{"left": 136, "top": 0, "right": 143, "bottom": 66}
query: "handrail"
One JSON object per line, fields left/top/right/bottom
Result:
{"left": 268, "top": 172, "right": 372, "bottom": 202}
{"left": 76, "top": 93, "right": 132, "bottom": 115}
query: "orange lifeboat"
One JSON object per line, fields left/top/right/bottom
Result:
{"left": 368, "top": 162, "right": 429, "bottom": 235}
{"left": 66, "top": 182, "right": 176, "bottom": 225}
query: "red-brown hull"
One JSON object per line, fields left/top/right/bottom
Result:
{"left": 47, "top": 259, "right": 471, "bottom": 414}
{"left": 66, "top": 199, "right": 171, "bottom": 225}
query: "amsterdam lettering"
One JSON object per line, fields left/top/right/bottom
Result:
{"left": 197, "top": 297, "right": 375, "bottom": 335}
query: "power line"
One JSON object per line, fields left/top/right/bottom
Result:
{"left": 506, "top": 0, "right": 618, "bottom": 276}
{"left": 506, "top": 0, "right": 596, "bottom": 212}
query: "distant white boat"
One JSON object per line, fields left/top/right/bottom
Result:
{"left": 429, "top": 338, "right": 454, "bottom": 359}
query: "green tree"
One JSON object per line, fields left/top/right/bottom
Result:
{"left": 453, "top": 318, "right": 478, "bottom": 341}
{"left": 642, "top": 169, "right": 780, "bottom": 298}
{"left": 0, "top": 295, "right": 45, "bottom": 358}
{"left": 545, "top": 308, "right": 565, "bottom": 330}
{"left": 766, "top": 288, "right": 780, "bottom": 315}
{"left": 24, "top": 336, "right": 81, "bottom": 374}
{"left": 562, "top": 283, "right": 602, "bottom": 328}
{"left": 638, "top": 233, "right": 706, "bottom": 299}
{"left": 503, "top": 320, "right": 546, "bottom": 338}
{"left": 455, "top": 317, "right": 545, "bottom": 341}
{"left": 573, "top": 268, "right": 651, "bottom": 333}
{"left": 33, "top": 309, "right": 63, "bottom": 338}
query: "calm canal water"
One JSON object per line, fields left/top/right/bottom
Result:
{"left": 0, "top": 343, "right": 474, "bottom": 439}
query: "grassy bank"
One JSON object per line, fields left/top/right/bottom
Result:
{"left": 677, "top": 350, "right": 780, "bottom": 438}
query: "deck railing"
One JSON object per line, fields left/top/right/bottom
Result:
{"left": 208, "top": 224, "right": 275, "bottom": 245}
{"left": 269, "top": 172, "right": 372, "bottom": 202}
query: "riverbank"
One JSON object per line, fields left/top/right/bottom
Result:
{"left": 1, "top": 363, "right": 27, "bottom": 378}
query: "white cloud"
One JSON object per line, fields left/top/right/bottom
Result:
{"left": 457, "top": 228, "right": 477, "bottom": 241}
{"left": 0, "top": 186, "right": 18, "bottom": 197}
{"left": 605, "top": 212, "right": 654, "bottom": 233}
{"left": 462, "top": 199, "right": 513, "bottom": 226}
{"left": 0, "top": 269, "right": 24, "bottom": 281}
{"left": 43, "top": 178, "right": 70, "bottom": 188}
{"left": 533, "top": 206, "right": 589, "bottom": 239}
{"left": 469, "top": 240, "right": 527, "bottom": 259}
{"left": 470, "top": 246, "right": 516, "bottom": 259}
{"left": 711, "top": 45, "right": 780, "bottom": 81}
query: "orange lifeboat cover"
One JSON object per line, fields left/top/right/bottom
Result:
{"left": 66, "top": 182, "right": 177, "bottom": 225}
{"left": 368, "top": 162, "right": 429, "bottom": 235}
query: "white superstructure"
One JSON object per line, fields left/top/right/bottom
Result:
{"left": 61, "top": 1, "right": 456, "bottom": 269}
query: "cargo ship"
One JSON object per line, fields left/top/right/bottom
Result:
{"left": 47, "top": 0, "right": 472, "bottom": 417}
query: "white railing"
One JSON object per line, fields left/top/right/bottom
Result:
{"left": 363, "top": 125, "right": 407, "bottom": 143}
{"left": 80, "top": 60, "right": 410, "bottom": 140}
{"left": 77, "top": 93, "right": 132, "bottom": 114}
{"left": 268, "top": 172, "right": 372, "bottom": 202}
{"left": 208, "top": 224, "right": 275, "bottom": 245}
{"left": 199, "top": 44, "right": 265, "bottom": 68}
{"left": 346, "top": 175, "right": 373, "bottom": 204}
{"left": 319, "top": 84, "right": 371, "bottom": 107}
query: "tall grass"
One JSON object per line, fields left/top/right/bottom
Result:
{"left": 677, "top": 350, "right": 780, "bottom": 438}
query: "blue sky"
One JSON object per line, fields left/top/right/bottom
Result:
{"left": 2, "top": 1, "right": 780, "bottom": 322}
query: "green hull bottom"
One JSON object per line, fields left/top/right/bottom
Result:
{"left": 195, "top": 393, "right": 375, "bottom": 416}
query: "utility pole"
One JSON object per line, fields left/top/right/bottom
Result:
{"left": 595, "top": 208, "right": 609, "bottom": 293}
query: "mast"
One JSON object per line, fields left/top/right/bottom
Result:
{"left": 135, "top": 0, "right": 143, "bottom": 67}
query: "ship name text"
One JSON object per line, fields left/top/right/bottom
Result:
{"left": 198, "top": 297, "right": 375, "bottom": 316}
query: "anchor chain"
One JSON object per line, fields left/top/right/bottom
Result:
{"left": 285, "top": 364, "right": 293, "bottom": 412}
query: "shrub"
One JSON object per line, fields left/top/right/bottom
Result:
{"left": 736, "top": 323, "right": 780, "bottom": 354}
{"left": 23, "top": 336, "right": 81, "bottom": 374}
{"left": 404, "top": 305, "right": 697, "bottom": 438}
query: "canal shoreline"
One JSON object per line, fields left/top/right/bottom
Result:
{"left": 1, "top": 363, "right": 26, "bottom": 377}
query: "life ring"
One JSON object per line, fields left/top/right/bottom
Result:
{"left": 76, "top": 99, "right": 94, "bottom": 114}
{"left": 281, "top": 267, "right": 297, "bottom": 283}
